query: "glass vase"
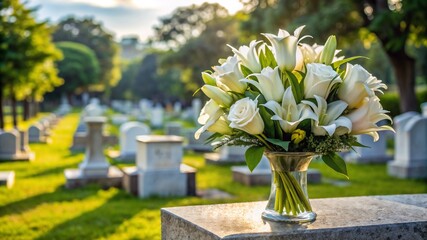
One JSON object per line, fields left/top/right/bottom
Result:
{"left": 262, "top": 152, "right": 317, "bottom": 223}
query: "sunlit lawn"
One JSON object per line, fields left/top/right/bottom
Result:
{"left": 0, "top": 112, "right": 426, "bottom": 239}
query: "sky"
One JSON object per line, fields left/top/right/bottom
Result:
{"left": 28, "top": 0, "right": 244, "bottom": 42}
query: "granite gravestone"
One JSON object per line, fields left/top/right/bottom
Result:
{"left": 119, "top": 122, "right": 150, "bottom": 161}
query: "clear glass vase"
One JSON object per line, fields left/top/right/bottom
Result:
{"left": 262, "top": 152, "right": 317, "bottom": 223}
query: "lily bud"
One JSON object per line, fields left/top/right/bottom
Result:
{"left": 201, "top": 85, "right": 233, "bottom": 108}
{"left": 207, "top": 116, "right": 233, "bottom": 135}
{"left": 201, "top": 72, "right": 216, "bottom": 86}
{"left": 320, "top": 35, "right": 336, "bottom": 65}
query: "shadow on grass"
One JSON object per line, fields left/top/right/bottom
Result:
{"left": 26, "top": 162, "right": 78, "bottom": 178}
{"left": 35, "top": 190, "right": 175, "bottom": 240}
{"left": 0, "top": 186, "right": 97, "bottom": 218}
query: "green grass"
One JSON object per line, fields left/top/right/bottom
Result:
{"left": 0, "top": 113, "right": 426, "bottom": 239}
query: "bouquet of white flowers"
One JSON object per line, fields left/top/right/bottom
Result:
{"left": 195, "top": 25, "right": 393, "bottom": 222}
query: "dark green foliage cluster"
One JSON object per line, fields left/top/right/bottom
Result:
{"left": 55, "top": 42, "right": 100, "bottom": 94}
{"left": 305, "top": 134, "right": 356, "bottom": 154}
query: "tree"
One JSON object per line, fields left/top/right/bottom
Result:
{"left": 151, "top": 3, "right": 229, "bottom": 49}
{"left": 0, "top": 0, "right": 62, "bottom": 128}
{"left": 53, "top": 17, "right": 121, "bottom": 101}
{"left": 240, "top": 0, "right": 427, "bottom": 112}
{"left": 55, "top": 41, "right": 100, "bottom": 102}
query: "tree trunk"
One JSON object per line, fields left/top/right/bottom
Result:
{"left": 23, "top": 98, "right": 30, "bottom": 121}
{"left": 0, "top": 89, "right": 4, "bottom": 130}
{"left": 387, "top": 51, "right": 418, "bottom": 113}
{"left": 11, "top": 94, "right": 18, "bottom": 129}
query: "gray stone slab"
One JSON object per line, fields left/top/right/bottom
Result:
{"left": 64, "top": 166, "right": 123, "bottom": 189}
{"left": 0, "top": 171, "right": 15, "bottom": 188}
{"left": 161, "top": 194, "right": 427, "bottom": 240}
{"left": 232, "top": 166, "right": 271, "bottom": 186}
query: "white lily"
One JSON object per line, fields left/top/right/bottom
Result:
{"left": 338, "top": 64, "right": 387, "bottom": 109}
{"left": 262, "top": 25, "right": 308, "bottom": 71}
{"left": 263, "top": 87, "right": 316, "bottom": 133}
{"left": 228, "top": 40, "right": 261, "bottom": 73}
{"left": 213, "top": 56, "right": 247, "bottom": 93}
{"left": 299, "top": 43, "right": 344, "bottom": 64}
{"left": 195, "top": 100, "right": 226, "bottom": 139}
{"left": 241, "top": 66, "right": 284, "bottom": 102}
{"left": 302, "top": 95, "right": 352, "bottom": 136}
{"left": 345, "top": 96, "right": 394, "bottom": 141}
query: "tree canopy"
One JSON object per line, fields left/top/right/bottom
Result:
{"left": 55, "top": 41, "right": 100, "bottom": 95}
{"left": 52, "top": 17, "right": 121, "bottom": 100}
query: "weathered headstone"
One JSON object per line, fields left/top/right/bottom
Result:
{"left": 192, "top": 98, "right": 202, "bottom": 124}
{"left": 388, "top": 113, "right": 427, "bottom": 179}
{"left": 65, "top": 117, "right": 123, "bottom": 188}
{"left": 119, "top": 122, "right": 150, "bottom": 161}
{"left": 173, "top": 102, "right": 182, "bottom": 116}
{"left": 184, "top": 129, "right": 213, "bottom": 152}
{"left": 422, "top": 102, "right": 427, "bottom": 117}
{"left": 345, "top": 132, "right": 392, "bottom": 163}
{"left": 111, "top": 114, "right": 129, "bottom": 125}
{"left": 205, "top": 146, "right": 247, "bottom": 165}
{"left": 0, "top": 171, "right": 15, "bottom": 188}
{"left": 28, "top": 124, "right": 47, "bottom": 143}
{"left": 150, "top": 105, "right": 164, "bottom": 128}
{"left": 136, "top": 135, "right": 188, "bottom": 198}
{"left": 165, "top": 122, "right": 182, "bottom": 136}
{"left": 0, "top": 130, "right": 33, "bottom": 161}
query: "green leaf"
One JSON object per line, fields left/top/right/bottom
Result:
{"left": 204, "top": 132, "right": 222, "bottom": 144}
{"left": 240, "top": 64, "right": 253, "bottom": 77}
{"left": 350, "top": 140, "right": 370, "bottom": 148}
{"left": 259, "top": 106, "right": 275, "bottom": 137}
{"left": 322, "top": 153, "right": 349, "bottom": 179}
{"left": 331, "top": 56, "right": 368, "bottom": 69}
{"left": 266, "top": 138, "right": 290, "bottom": 151}
{"left": 192, "top": 88, "right": 201, "bottom": 97}
{"left": 264, "top": 46, "right": 277, "bottom": 67}
{"left": 285, "top": 71, "right": 303, "bottom": 103}
{"left": 245, "top": 146, "right": 265, "bottom": 172}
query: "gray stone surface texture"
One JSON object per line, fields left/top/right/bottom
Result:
{"left": 138, "top": 169, "right": 187, "bottom": 198}
{"left": 119, "top": 122, "right": 150, "bottom": 160}
{"left": 78, "top": 117, "right": 110, "bottom": 176}
{"left": 388, "top": 113, "right": 427, "bottom": 178}
{"left": 136, "top": 135, "right": 184, "bottom": 170}
{"left": 0, "top": 171, "right": 15, "bottom": 188}
{"left": 161, "top": 194, "right": 427, "bottom": 240}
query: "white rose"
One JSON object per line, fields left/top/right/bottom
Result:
{"left": 228, "top": 97, "right": 264, "bottom": 135}
{"left": 345, "top": 96, "right": 394, "bottom": 141}
{"left": 338, "top": 64, "right": 387, "bottom": 109}
{"left": 304, "top": 63, "right": 342, "bottom": 99}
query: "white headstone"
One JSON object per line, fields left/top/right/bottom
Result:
{"left": 28, "top": 124, "right": 44, "bottom": 143}
{"left": 345, "top": 131, "right": 391, "bottom": 163}
{"left": 0, "top": 131, "right": 19, "bottom": 157}
{"left": 79, "top": 117, "right": 110, "bottom": 176}
{"left": 192, "top": 99, "right": 202, "bottom": 123}
{"left": 165, "top": 122, "right": 182, "bottom": 136}
{"left": 173, "top": 102, "right": 182, "bottom": 115}
{"left": 388, "top": 114, "right": 427, "bottom": 179}
{"left": 136, "top": 135, "right": 186, "bottom": 197}
{"left": 119, "top": 122, "right": 150, "bottom": 160}
{"left": 151, "top": 105, "right": 164, "bottom": 128}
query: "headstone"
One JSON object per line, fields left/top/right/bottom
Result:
{"left": 82, "top": 92, "right": 89, "bottom": 106}
{"left": 0, "top": 130, "right": 33, "bottom": 161}
{"left": 0, "top": 171, "right": 15, "bottom": 188}
{"left": 57, "top": 94, "right": 71, "bottom": 116}
{"left": 173, "top": 102, "right": 182, "bottom": 115}
{"left": 28, "top": 123, "right": 46, "bottom": 143}
{"left": 122, "top": 164, "right": 196, "bottom": 197}
{"left": 119, "top": 122, "right": 150, "bottom": 161}
{"left": 161, "top": 194, "right": 427, "bottom": 240}
{"left": 136, "top": 135, "right": 187, "bottom": 198}
{"left": 18, "top": 130, "right": 34, "bottom": 160}
{"left": 232, "top": 155, "right": 271, "bottom": 186}
{"left": 65, "top": 117, "right": 123, "bottom": 188}
{"left": 388, "top": 115, "right": 427, "bottom": 179}
{"left": 150, "top": 105, "right": 164, "bottom": 128}
{"left": 184, "top": 129, "right": 213, "bottom": 152}
{"left": 123, "top": 101, "right": 132, "bottom": 114}
{"left": 165, "top": 122, "right": 182, "bottom": 136}
{"left": 345, "top": 132, "right": 392, "bottom": 163}
{"left": 39, "top": 119, "right": 51, "bottom": 137}
{"left": 205, "top": 146, "right": 247, "bottom": 165}
{"left": 192, "top": 98, "right": 202, "bottom": 123}
{"left": 111, "top": 114, "right": 129, "bottom": 125}
{"left": 422, "top": 102, "right": 427, "bottom": 117}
